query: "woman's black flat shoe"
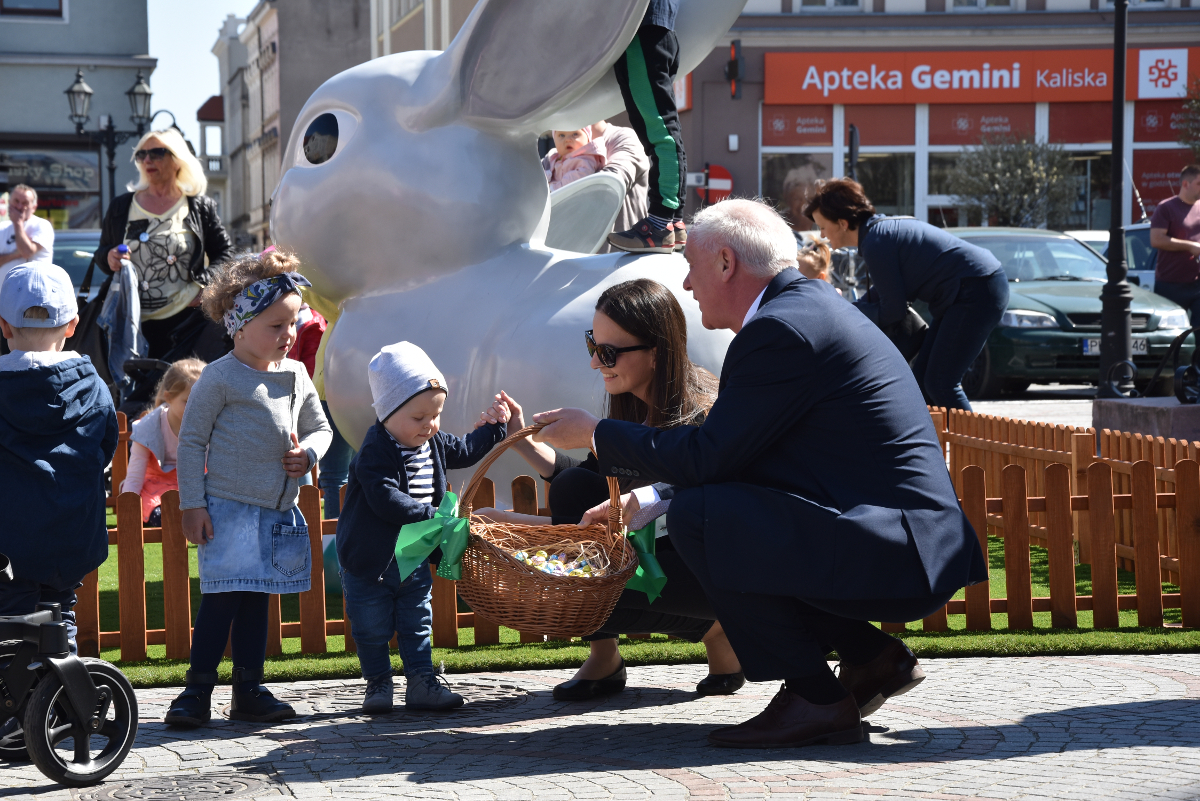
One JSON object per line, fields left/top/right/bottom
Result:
{"left": 552, "top": 660, "right": 627, "bottom": 701}
{"left": 696, "top": 670, "right": 745, "bottom": 696}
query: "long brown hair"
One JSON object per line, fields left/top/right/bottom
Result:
{"left": 595, "top": 279, "right": 717, "bottom": 429}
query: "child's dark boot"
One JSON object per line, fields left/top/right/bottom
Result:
{"left": 229, "top": 667, "right": 296, "bottom": 723}
{"left": 164, "top": 670, "right": 217, "bottom": 727}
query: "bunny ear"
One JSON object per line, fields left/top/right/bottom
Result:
{"left": 413, "top": 0, "right": 650, "bottom": 133}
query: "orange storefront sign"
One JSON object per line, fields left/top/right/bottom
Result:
{"left": 765, "top": 48, "right": 1200, "bottom": 105}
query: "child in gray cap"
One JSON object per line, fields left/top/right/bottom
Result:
{"left": 336, "top": 341, "right": 513, "bottom": 714}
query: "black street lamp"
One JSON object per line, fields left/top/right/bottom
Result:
{"left": 65, "top": 68, "right": 158, "bottom": 204}
{"left": 1097, "top": 0, "right": 1133, "bottom": 397}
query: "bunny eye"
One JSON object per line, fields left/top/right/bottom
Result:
{"left": 297, "top": 110, "right": 357, "bottom": 167}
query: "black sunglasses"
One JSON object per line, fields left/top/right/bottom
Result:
{"left": 134, "top": 147, "right": 171, "bottom": 162}
{"left": 586, "top": 330, "right": 650, "bottom": 368}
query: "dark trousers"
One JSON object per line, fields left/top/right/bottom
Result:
{"left": 1150, "top": 279, "right": 1200, "bottom": 324}
{"left": 549, "top": 467, "right": 714, "bottom": 642}
{"left": 140, "top": 305, "right": 230, "bottom": 362}
{"left": 188, "top": 591, "right": 269, "bottom": 681}
{"left": 614, "top": 24, "right": 685, "bottom": 220}
{"left": 319, "top": 401, "right": 355, "bottom": 519}
{"left": 911, "top": 270, "right": 1009, "bottom": 412}
{"left": 0, "top": 579, "right": 79, "bottom": 655}
{"left": 667, "top": 487, "right": 954, "bottom": 682}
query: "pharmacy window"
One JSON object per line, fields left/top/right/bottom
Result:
{"left": 0, "top": 0, "right": 63, "bottom": 17}
{"left": 798, "top": 0, "right": 861, "bottom": 10}
{"left": 951, "top": 0, "right": 1012, "bottom": 10}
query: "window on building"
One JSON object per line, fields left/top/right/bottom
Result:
{"left": 951, "top": 0, "right": 1012, "bottom": 10}
{"left": 389, "top": 0, "right": 422, "bottom": 20}
{"left": 0, "top": 0, "right": 63, "bottom": 16}
{"left": 846, "top": 153, "right": 914, "bottom": 217}
{"left": 928, "top": 154, "right": 959, "bottom": 197}
{"left": 798, "top": 0, "right": 860, "bottom": 9}
{"left": 761, "top": 153, "right": 835, "bottom": 225}
{"left": 204, "top": 125, "right": 223, "bottom": 157}
{"left": 1059, "top": 152, "right": 1112, "bottom": 231}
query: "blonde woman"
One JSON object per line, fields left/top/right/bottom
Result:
{"left": 95, "top": 128, "right": 234, "bottom": 366}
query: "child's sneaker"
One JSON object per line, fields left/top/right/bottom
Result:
{"left": 404, "top": 669, "right": 465, "bottom": 711}
{"left": 362, "top": 673, "right": 394, "bottom": 715}
{"left": 607, "top": 218, "right": 675, "bottom": 254}
{"left": 229, "top": 667, "right": 296, "bottom": 723}
{"left": 673, "top": 220, "right": 687, "bottom": 252}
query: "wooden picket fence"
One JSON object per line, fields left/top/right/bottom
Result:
{"left": 85, "top": 409, "right": 1200, "bottom": 661}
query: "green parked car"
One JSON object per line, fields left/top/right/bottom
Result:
{"left": 948, "top": 228, "right": 1194, "bottom": 399}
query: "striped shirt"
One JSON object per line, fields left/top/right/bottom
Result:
{"left": 394, "top": 439, "right": 434, "bottom": 505}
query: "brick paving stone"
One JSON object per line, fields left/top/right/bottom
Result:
{"left": 7, "top": 655, "right": 1200, "bottom": 799}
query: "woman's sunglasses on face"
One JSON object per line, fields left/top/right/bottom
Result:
{"left": 134, "top": 147, "right": 171, "bottom": 162}
{"left": 586, "top": 329, "right": 650, "bottom": 369}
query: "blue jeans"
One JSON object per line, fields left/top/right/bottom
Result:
{"left": 1150, "top": 279, "right": 1200, "bottom": 324}
{"left": 0, "top": 579, "right": 80, "bottom": 654}
{"left": 911, "top": 270, "right": 1010, "bottom": 411}
{"left": 341, "top": 559, "right": 434, "bottom": 680}
{"left": 318, "top": 401, "right": 354, "bottom": 518}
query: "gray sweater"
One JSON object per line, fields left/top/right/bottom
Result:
{"left": 177, "top": 353, "right": 332, "bottom": 511}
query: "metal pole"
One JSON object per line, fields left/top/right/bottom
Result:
{"left": 1098, "top": 0, "right": 1132, "bottom": 398}
{"left": 103, "top": 118, "right": 118, "bottom": 204}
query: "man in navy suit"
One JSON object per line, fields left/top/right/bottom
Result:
{"left": 534, "top": 198, "right": 986, "bottom": 748}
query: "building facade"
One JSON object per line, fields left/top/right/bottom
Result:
{"left": 682, "top": 3, "right": 1200, "bottom": 228}
{"left": 207, "top": 1, "right": 370, "bottom": 249}
{"left": 369, "top": 0, "right": 476, "bottom": 57}
{"left": 0, "top": 0, "right": 156, "bottom": 229}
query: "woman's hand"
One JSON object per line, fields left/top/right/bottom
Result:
{"left": 578, "top": 492, "right": 640, "bottom": 529}
{"left": 282, "top": 432, "right": 311, "bottom": 477}
{"left": 106, "top": 248, "right": 124, "bottom": 272}
{"left": 182, "top": 508, "right": 214, "bottom": 544}
{"left": 476, "top": 395, "right": 511, "bottom": 428}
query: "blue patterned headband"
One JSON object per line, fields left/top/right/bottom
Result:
{"left": 224, "top": 272, "right": 312, "bottom": 336}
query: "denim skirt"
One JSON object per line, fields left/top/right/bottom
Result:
{"left": 199, "top": 495, "right": 311, "bottom": 594}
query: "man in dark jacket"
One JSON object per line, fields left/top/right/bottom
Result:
{"left": 535, "top": 199, "right": 986, "bottom": 749}
{"left": 0, "top": 263, "right": 118, "bottom": 653}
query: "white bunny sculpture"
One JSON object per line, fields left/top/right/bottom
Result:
{"left": 272, "top": 0, "right": 747, "bottom": 499}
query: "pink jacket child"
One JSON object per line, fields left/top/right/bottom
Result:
{"left": 543, "top": 128, "right": 607, "bottom": 191}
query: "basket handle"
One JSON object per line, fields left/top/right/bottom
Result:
{"left": 461, "top": 422, "right": 624, "bottom": 534}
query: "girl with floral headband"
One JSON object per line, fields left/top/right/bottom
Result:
{"left": 164, "top": 249, "right": 332, "bottom": 728}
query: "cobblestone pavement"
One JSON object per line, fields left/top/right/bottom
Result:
{"left": 8, "top": 655, "right": 1200, "bottom": 801}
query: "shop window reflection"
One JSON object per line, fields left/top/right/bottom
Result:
{"left": 845, "top": 153, "right": 914, "bottom": 217}
{"left": 761, "top": 153, "right": 834, "bottom": 228}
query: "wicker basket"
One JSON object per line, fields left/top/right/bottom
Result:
{"left": 456, "top": 423, "right": 638, "bottom": 637}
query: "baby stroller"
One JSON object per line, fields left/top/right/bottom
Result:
{"left": 0, "top": 553, "right": 137, "bottom": 786}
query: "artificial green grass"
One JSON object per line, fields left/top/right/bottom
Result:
{"left": 96, "top": 520, "right": 1200, "bottom": 688}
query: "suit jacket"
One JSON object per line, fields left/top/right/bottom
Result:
{"left": 594, "top": 268, "right": 987, "bottom": 600}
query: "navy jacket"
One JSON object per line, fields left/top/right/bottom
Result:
{"left": 0, "top": 357, "right": 118, "bottom": 585}
{"left": 857, "top": 215, "right": 1003, "bottom": 327}
{"left": 336, "top": 420, "right": 506, "bottom": 580}
{"left": 594, "top": 268, "right": 987, "bottom": 601}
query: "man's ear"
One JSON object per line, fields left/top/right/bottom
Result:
{"left": 64, "top": 315, "right": 80, "bottom": 339}
{"left": 718, "top": 246, "right": 737, "bottom": 284}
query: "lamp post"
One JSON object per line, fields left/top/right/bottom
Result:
{"left": 65, "top": 68, "right": 154, "bottom": 205}
{"left": 1097, "top": 0, "right": 1133, "bottom": 398}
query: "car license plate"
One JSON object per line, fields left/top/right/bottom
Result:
{"left": 1082, "top": 337, "right": 1148, "bottom": 355}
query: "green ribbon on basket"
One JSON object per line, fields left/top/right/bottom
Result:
{"left": 393, "top": 491, "right": 471, "bottom": 582}
{"left": 624, "top": 520, "right": 668, "bottom": 603}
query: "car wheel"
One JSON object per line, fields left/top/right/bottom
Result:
{"left": 962, "top": 346, "right": 1005, "bottom": 400}
{"left": 1002, "top": 379, "right": 1031, "bottom": 396}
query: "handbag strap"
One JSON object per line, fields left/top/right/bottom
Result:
{"left": 79, "top": 254, "right": 99, "bottom": 295}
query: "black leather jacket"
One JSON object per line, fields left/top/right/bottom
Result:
{"left": 95, "top": 192, "right": 234, "bottom": 286}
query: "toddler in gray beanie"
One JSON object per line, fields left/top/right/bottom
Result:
{"left": 337, "top": 340, "right": 515, "bottom": 715}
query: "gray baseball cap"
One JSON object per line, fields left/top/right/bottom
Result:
{"left": 0, "top": 263, "right": 78, "bottom": 328}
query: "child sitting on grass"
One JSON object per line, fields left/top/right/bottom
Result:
{"left": 336, "top": 341, "right": 512, "bottom": 714}
{"left": 0, "top": 263, "right": 118, "bottom": 652}
{"left": 543, "top": 128, "right": 607, "bottom": 191}
{"left": 121, "top": 358, "right": 205, "bottom": 525}
{"left": 164, "top": 249, "right": 331, "bottom": 728}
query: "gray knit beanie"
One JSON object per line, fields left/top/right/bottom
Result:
{"left": 368, "top": 342, "right": 447, "bottom": 422}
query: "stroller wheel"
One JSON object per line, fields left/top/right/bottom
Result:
{"left": 0, "top": 641, "right": 29, "bottom": 761}
{"left": 24, "top": 658, "right": 138, "bottom": 787}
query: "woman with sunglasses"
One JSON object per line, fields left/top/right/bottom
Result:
{"left": 95, "top": 128, "right": 234, "bottom": 385}
{"left": 476, "top": 278, "right": 744, "bottom": 701}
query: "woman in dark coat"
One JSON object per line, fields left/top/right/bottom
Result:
{"left": 806, "top": 179, "right": 1009, "bottom": 411}
{"left": 474, "top": 279, "right": 744, "bottom": 701}
{"left": 95, "top": 127, "right": 235, "bottom": 366}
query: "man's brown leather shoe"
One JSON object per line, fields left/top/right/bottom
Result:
{"left": 707, "top": 685, "right": 864, "bottom": 748}
{"left": 837, "top": 639, "right": 925, "bottom": 717}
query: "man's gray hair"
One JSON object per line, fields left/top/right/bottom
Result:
{"left": 687, "top": 198, "right": 799, "bottom": 279}
{"left": 10, "top": 184, "right": 37, "bottom": 203}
